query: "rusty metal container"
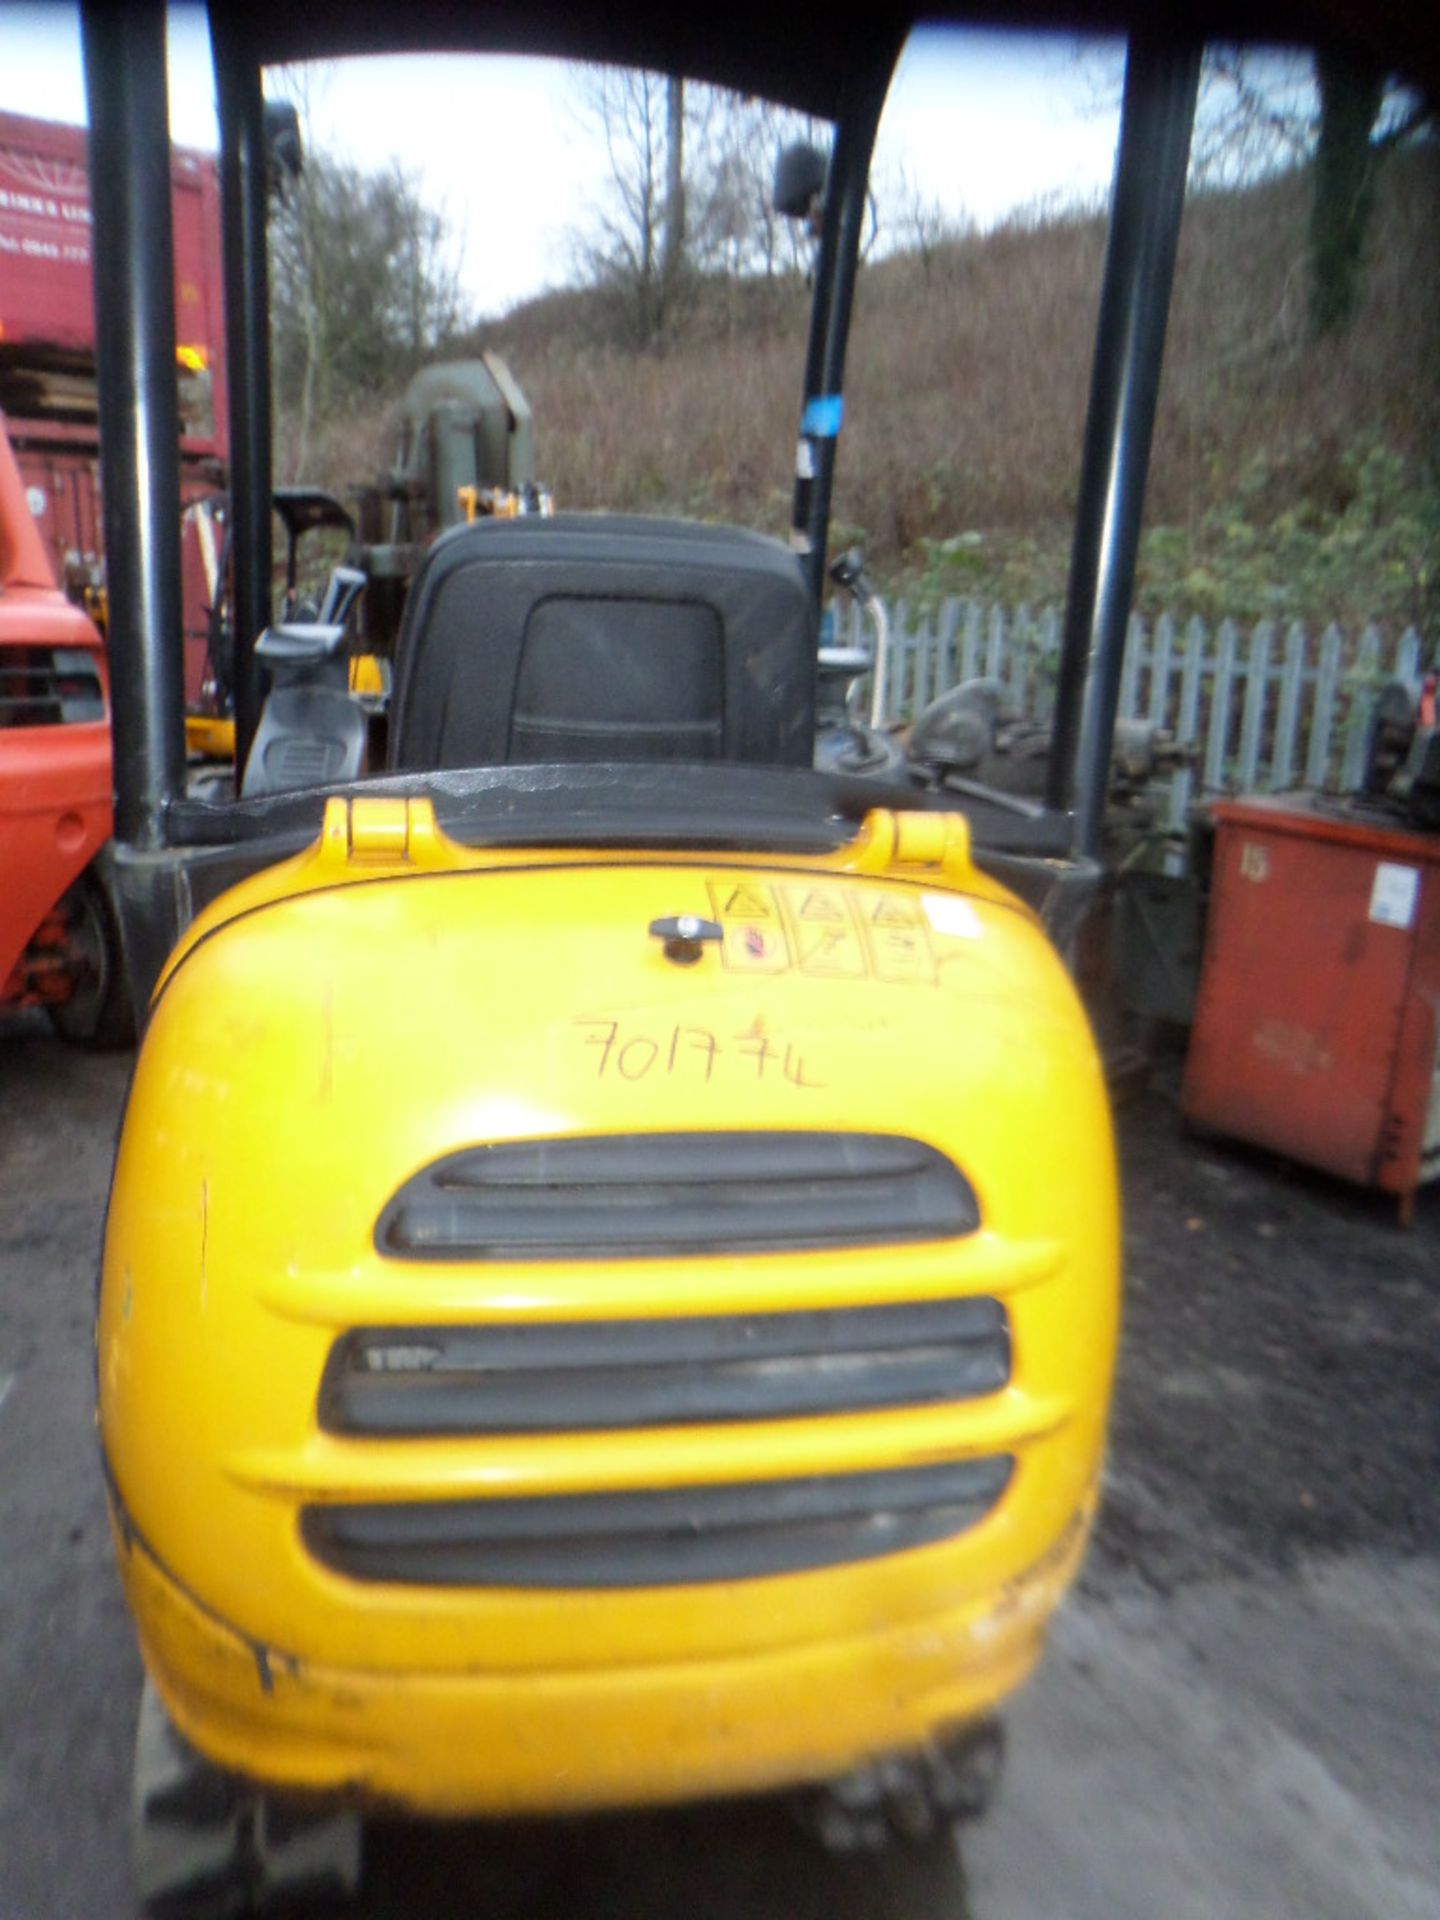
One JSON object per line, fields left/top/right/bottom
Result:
{"left": 1182, "top": 794, "right": 1440, "bottom": 1221}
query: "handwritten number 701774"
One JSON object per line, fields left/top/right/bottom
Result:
{"left": 574, "top": 1018, "right": 824, "bottom": 1090}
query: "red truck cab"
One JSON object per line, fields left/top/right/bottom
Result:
{"left": 0, "top": 412, "right": 127, "bottom": 1042}
{"left": 0, "top": 109, "right": 226, "bottom": 705}
{"left": 0, "top": 107, "right": 229, "bottom": 1047}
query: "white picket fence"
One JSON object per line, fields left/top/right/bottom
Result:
{"left": 837, "top": 598, "right": 1427, "bottom": 832}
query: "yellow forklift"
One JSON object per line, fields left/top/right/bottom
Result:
{"left": 79, "top": 0, "right": 1432, "bottom": 1911}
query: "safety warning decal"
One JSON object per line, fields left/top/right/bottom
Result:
{"left": 792, "top": 918, "right": 866, "bottom": 977}
{"left": 867, "top": 925, "right": 931, "bottom": 983}
{"left": 722, "top": 920, "right": 791, "bottom": 974}
{"left": 795, "top": 887, "right": 847, "bottom": 923}
{"left": 704, "top": 879, "right": 940, "bottom": 983}
{"left": 867, "top": 894, "right": 919, "bottom": 928}
{"left": 707, "top": 881, "right": 790, "bottom": 972}
{"left": 854, "top": 890, "right": 935, "bottom": 983}
{"left": 716, "top": 882, "right": 774, "bottom": 920}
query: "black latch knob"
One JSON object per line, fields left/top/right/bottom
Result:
{"left": 649, "top": 915, "right": 723, "bottom": 965}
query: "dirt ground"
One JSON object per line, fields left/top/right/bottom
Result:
{"left": 1095, "top": 1060, "right": 1440, "bottom": 1591}
{"left": 1, "top": 1014, "right": 1437, "bottom": 1920}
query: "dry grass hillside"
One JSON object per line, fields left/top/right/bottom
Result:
{"left": 307, "top": 148, "right": 1440, "bottom": 638}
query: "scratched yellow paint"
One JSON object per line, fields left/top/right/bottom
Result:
{"left": 98, "top": 797, "right": 1119, "bottom": 1816}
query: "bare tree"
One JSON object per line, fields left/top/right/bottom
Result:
{"left": 662, "top": 77, "right": 686, "bottom": 290}
{"left": 570, "top": 65, "right": 679, "bottom": 346}
{"left": 1095, "top": 44, "right": 1434, "bottom": 336}
{"left": 1306, "top": 53, "right": 1432, "bottom": 333}
{"left": 1188, "top": 48, "right": 1317, "bottom": 188}
{"left": 268, "top": 73, "right": 469, "bottom": 475}
{"left": 876, "top": 162, "right": 971, "bottom": 282}
{"left": 688, "top": 96, "right": 819, "bottom": 281}
{"left": 570, "top": 66, "right": 819, "bottom": 345}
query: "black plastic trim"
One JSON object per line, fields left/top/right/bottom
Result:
{"left": 162, "top": 762, "right": 1077, "bottom": 858}
{"left": 300, "top": 1455, "right": 1014, "bottom": 1588}
{"left": 375, "top": 1132, "right": 980, "bottom": 1262}
{"left": 319, "top": 1298, "right": 1010, "bottom": 1436}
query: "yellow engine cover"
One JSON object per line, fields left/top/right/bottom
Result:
{"left": 98, "top": 797, "right": 1118, "bottom": 1815}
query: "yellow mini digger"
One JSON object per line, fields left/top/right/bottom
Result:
{"left": 74, "top": 0, "right": 1269, "bottom": 1909}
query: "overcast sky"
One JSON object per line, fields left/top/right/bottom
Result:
{"left": 0, "top": 2, "right": 1128, "bottom": 316}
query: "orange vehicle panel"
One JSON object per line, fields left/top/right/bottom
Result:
{"left": 0, "top": 419, "right": 112, "bottom": 998}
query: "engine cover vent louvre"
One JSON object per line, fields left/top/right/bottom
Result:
{"left": 300, "top": 1456, "right": 1014, "bottom": 1588}
{"left": 319, "top": 1298, "right": 1010, "bottom": 1437}
{"left": 375, "top": 1132, "right": 980, "bottom": 1261}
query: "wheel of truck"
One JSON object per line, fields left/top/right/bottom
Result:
{"left": 45, "top": 876, "right": 135, "bottom": 1050}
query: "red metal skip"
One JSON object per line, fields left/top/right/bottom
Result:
{"left": 1182, "top": 793, "right": 1440, "bottom": 1220}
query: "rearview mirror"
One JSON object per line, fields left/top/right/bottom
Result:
{"left": 773, "top": 141, "right": 827, "bottom": 220}
{"left": 263, "top": 100, "right": 303, "bottom": 191}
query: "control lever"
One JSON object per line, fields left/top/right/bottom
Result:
{"left": 317, "top": 566, "right": 367, "bottom": 628}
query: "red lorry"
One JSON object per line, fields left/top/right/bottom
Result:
{"left": 1, "top": 110, "right": 228, "bottom": 1042}
{"left": 0, "top": 108, "right": 227, "bottom": 702}
{"left": 0, "top": 410, "right": 128, "bottom": 1041}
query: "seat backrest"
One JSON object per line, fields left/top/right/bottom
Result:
{"left": 387, "top": 514, "right": 816, "bottom": 771}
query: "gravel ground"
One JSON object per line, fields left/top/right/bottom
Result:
{"left": 1094, "top": 1066, "right": 1440, "bottom": 1593}
{"left": 1, "top": 1013, "right": 1437, "bottom": 1919}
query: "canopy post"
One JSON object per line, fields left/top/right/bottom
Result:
{"left": 790, "top": 53, "right": 899, "bottom": 605}
{"left": 210, "top": 9, "right": 276, "bottom": 775}
{"left": 81, "top": 0, "right": 187, "bottom": 851}
{"left": 1045, "top": 36, "right": 1202, "bottom": 854}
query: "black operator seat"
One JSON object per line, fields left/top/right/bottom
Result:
{"left": 386, "top": 514, "right": 817, "bottom": 771}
